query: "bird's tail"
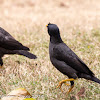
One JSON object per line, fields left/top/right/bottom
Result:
{"left": 17, "top": 50, "right": 37, "bottom": 59}
{"left": 91, "top": 76, "right": 100, "bottom": 84}
{"left": 78, "top": 73, "right": 100, "bottom": 84}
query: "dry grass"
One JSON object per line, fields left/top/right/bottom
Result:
{"left": 0, "top": 0, "right": 100, "bottom": 100}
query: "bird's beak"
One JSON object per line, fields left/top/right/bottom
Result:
{"left": 46, "top": 25, "right": 48, "bottom": 27}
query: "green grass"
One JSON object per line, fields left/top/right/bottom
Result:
{"left": 1, "top": 28, "right": 100, "bottom": 100}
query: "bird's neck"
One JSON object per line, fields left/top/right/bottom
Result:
{"left": 50, "top": 34, "right": 63, "bottom": 44}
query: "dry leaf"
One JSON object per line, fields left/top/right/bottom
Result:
{"left": 75, "top": 87, "right": 85, "bottom": 100}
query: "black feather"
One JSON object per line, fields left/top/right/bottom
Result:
{"left": 0, "top": 27, "right": 37, "bottom": 66}
{"left": 0, "top": 27, "right": 29, "bottom": 50}
{"left": 17, "top": 50, "right": 37, "bottom": 59}
{"left": 47, "top": 23, "right": 100, "bottom": 84}
{"left": 91, "top": 76, "right": 100, "bottom": 84}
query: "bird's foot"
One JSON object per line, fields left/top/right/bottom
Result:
{"left": 57, "top": 78, "right": 75, "bottom": 93}
{"left": 0, "top": 66, "right": 3, "bottom": 69}
{"left": 56, "top": 81, "right": 64, "bottom": 92}
{"left": 64, "top": 83, "right": 70, "bottom": 86}
{"left": 57, "top": 82, "right": 70, "bottom": 92}
{"left": 66, "top": 85, "right": 74, "bottom": 95}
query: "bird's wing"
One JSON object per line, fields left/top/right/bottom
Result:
{"left": 0, "top": 27, "right": 29, "bottom": 50}
{"left": 53, "top": 43, "right": 94, "bottom": 76}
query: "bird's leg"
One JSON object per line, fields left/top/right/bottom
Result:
{"left": 0, "top": 65, "right": 3, "bottom": 69}
{"left": 66, "top": 84, "right": 74, "bottom": 95}
{"left": 57, "top": 78, "right": 75, "bottom": 93}
{"left": 0, "top": 64, "right": 3, "bottom": 68}
{"left": 56, "top": 83, "right": 69, "bottom": 92}
{"left": 64, "top": 83, "right": 70, "bottom": 86}
{"left": 59, "top": 83, "right": 70, "bottom": 93}
{"left": 0, "top": 58, "right": 3, "bottom": 68}
{"left": 0, "top": 66, "right": 2, "bottom": 68}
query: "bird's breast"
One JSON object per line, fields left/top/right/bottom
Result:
{"left": 49, "top": 42, "right": 55, "bottom": 57}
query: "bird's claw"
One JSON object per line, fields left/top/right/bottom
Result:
{"left": 64, "top": 83, "right": 70, "bottom": 86}
{"left": 0, "top": 66, "right": 3, "bottom": 68}
{"left": 56, "top": 82, "right": 70, "bottom": 93}
{"left": 56, "top": 82, "right": 64, "bottom": 92}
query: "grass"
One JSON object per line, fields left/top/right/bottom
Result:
{"left": 0, "top": 0, "right": 100, "bottom": 100}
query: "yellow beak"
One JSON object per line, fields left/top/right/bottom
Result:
{"left": 46, "top": 25, "right": 48, "bottom": 27}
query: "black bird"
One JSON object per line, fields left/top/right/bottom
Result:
{"left": 46, "top": 23, "right": 100, "bottom": 94}
{"left": 0, "top": 27, "right": 37, "bottom": 67}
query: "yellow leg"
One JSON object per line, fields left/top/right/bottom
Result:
{"left": 57, "top": 78, "right": 75, "bottom": 88}
{"left": 57, "top": 78, "right": 75, "bottom": 93}
{"left": 66, "top": 85, "right": 74, "bottom": 95}
{"left": 0, "top": 66, "right": 2, "bottom": 68}
{"left": 57, "top": 83, "right": 70, "bottom": 93}
{"left": 64, "top": 83, "right": 70, "bottom": 86}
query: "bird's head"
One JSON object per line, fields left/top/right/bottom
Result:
{"left": 46, "top": 23, "right": 60, "bottom": 36}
